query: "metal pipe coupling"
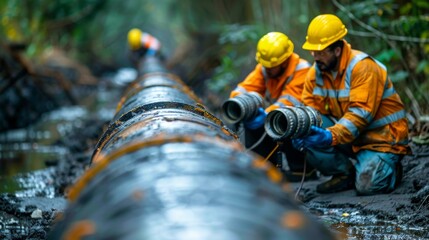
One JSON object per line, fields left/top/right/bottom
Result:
{"left": 264, "top": 106, "right": 322, "bottom": 141}
{"left": 221, "top": 92, "right": 263, "bottom": 124}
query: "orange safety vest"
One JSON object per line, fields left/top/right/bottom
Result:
{"left": 230, "top": 53, "right": 311, "bottom": 113}
{"left": 302, "top": 40, "right": 411, "bottom": 154}
{"left": 141, "top": 32, "right": 161, "bottom": 52}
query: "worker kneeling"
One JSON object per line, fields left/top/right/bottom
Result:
{"left": 292, "top": 14, "right": 411, "bottom": 195}
{"left": 228, "top": 32, "right": 318, "bottom": 182}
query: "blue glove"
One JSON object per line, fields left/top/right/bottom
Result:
{"left": 146, "top": 48, "right": 156, "bottom": 56}
{"left": 302, "top": 126, "right": 332, "bottom": 147}
{"left": 292, "top": 138, "right": 305, "bottom": 151}
{"left": 244, "top": 107, "right": 267, "bottom": 130}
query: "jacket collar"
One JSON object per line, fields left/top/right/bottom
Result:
{"left": 278, "top": 53, "right": 299, "bottom": 80}
{"left": 260, "top": 53, "right": 299, "bottom": 80}
{"left": 337, "top": 40, "right": 352, "bottom": 77}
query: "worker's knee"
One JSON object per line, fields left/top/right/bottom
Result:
{"left": 355, "top": 150, "right": 401, "bottom": 195}
{"left": 355, "top": 166, "right": 387, "bottom": 195}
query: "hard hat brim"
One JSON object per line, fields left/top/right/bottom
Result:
{"left": 302, "top": 30, "right": 347, "bottom": 51}
{"left": 302, "top": 42, "right": 327, "bottom": 51}
{"left": 257, "top": 53, "right": 290, "bottom": 68}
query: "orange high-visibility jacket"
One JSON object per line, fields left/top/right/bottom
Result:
{"left": 302, "top": 40, "right": 410, "bottom": 154}
{"left": 230, "top": 53, "right": 311, "bottom": 113}
{"left": 141, "top": 32, "right": 161, "bottom": 52}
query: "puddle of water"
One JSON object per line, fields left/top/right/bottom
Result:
{"left": 0, "top": 151, "right": 64, "bottom": 194}
{"left": 0, "top": 107, "right": 86, "bottom": 168}
{"left": 0, "top": 85, "right": 118, "bottom": 196}
{"left": 0, "top": 108, "right": 78, "bottom": 193}
{"left": 314, "top": 208, "right": 429, "bottom": 239}
{"left": 1, "top": 107, "right": 89, "bottom": 188}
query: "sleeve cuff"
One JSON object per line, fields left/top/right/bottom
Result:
{"left": 329, "top": 129, "right": 338, "bottom": 146}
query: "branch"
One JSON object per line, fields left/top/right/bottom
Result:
{"left": 45, "top": 4, "right": 97, "bottom": 30}
{"left": 405, "top": 86, "right": 422, "bottom": 119}
{"left": 332, "top": 0, "right": 429, "bottom": 111}
{"left": 331, "top": 0, "right": 429, "bottom": 44}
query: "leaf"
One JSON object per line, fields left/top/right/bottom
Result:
{"left": 375, "top": 49, "right": 399, "bottom": 63}
{"left": 389, "top": 71, "right": 409, "bottom": 83}
{"left": 416, "top": 60, "right": 429, "bottom": 74}
{"left": 399, "top": 3, "right": 412, "bottom": 15}
{"left": 414, "top": 0, "right": 429, "bottom": 9}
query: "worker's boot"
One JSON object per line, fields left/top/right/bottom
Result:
{"left": 316, "top": 172, "right": 355, "bottom": 193}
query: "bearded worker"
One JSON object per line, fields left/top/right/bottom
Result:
{"left": 293, "top": 14, "right": 411, "bottom": 195}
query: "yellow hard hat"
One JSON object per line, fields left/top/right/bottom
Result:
{"left": 255, "top": 32, "right": 294, "bottom": 68}
{"left": 302, "top": 14, "right": 347, "bottom": 51}
{"left": 128, "top": 28, "right": 142, "bottom": 50}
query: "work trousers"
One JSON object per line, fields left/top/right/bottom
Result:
{"left": 305, "top": 115, "right": 403, "bottom": 195}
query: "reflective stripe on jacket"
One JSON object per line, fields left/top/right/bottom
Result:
{"left": 302, "top": 40, "right": 410, "bottom": 154}
{"left": 230, "top": 53, "right": 310, "bottom": 113}
{"left": 141, "top": 33, "right": 161, "bottom": 52}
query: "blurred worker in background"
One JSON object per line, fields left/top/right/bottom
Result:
{"left": 229, "top": 32, "right": 317, "bottom": 182}
{"left": 294, "top": 14, "right": 411, "bottom": 195}
{"left": 127, "top": 28, "right": 161, "bottom": 66}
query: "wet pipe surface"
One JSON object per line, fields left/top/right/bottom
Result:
{"left": 47, "top": 56, "right": 335, "bottom": 240}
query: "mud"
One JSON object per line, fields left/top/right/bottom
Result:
{"left": 292, "top": 143, "right": 429, "bottom": 239}
{"left": 1, "top": 77, "right": 429, "bottom": 239}
{"left": 0, "top": 81, "right": 118, "bottom": 239}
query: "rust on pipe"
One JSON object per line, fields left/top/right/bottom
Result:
{"left": 48, "top": 56, "right": 334, "bottom": 240}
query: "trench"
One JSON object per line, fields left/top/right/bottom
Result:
{"left": 1, "top": 65, "right": 428, "bottom": 239}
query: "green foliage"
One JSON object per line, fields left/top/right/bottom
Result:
{"left": 374, "top": 49, "right": 400, "bottom": 63}
{"left": 337, "top": 0, "right": 429, "bottom": 114}
{"left": 0, "top": 0, "right": 104, "bottom": 58}
{"left": 389, "top": 70, "right": 409, "bottom": 83}
{"left": 416, "top": 60, "right": 429, "bottom": 74}
{"left": 208, "top": 55, "right": 238, "bottom": 93}
{"left": 207, "top": 24, "right": 263, "bottom": 96}
{"left": 218, "top": 24, "right": 260, "bottom": 45}
{"left": 1, "top": 0, "right": 427, "bottom": 114}
{"left": 0, "top": 0, "right": 182, "bottom": 68}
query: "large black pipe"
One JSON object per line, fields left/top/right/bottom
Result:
{"left": 48, "top": 56, "right": 334, "bottom": 240}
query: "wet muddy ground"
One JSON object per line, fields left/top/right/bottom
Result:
{"left": 292, "top": 144, "right": 429, "bottom": 239}
{"left": 0, "top": 79, "right": 119, "bottom": 239}
{"left": 1, "top": 75, "right": 429, "bottom": 239}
